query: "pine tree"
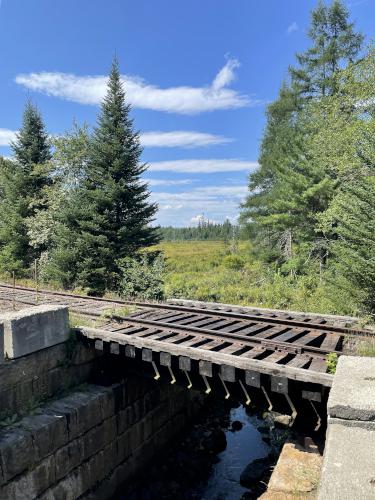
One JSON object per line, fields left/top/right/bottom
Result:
{"left": 48, "top": 59, "right": 159, "bottom": 295}
{"left": 0, "top": 101, "right": 51, "bottom": 274}
{"left": 290, "top": 0, "right": 363, "bottom": 98}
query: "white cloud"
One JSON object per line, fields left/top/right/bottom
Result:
{"left": 0, "top": 128, "right": 17, "bottom": 146}
{"left": 146, "top": 178, "right": 193, "bottom": 187}
{"left": 140, "top": 130, "right": 233, "bottom": 148}
{"left": 212, "top": 58, "right": 240, "bottom": 90}
{"left": 190, "top": 214, "right": 219, "bottom": 225}
{"left": 148, "top": 159, "right": 259, "bottom": 174}
{"left": 150, "top": 184, "right": 247, "bottom": 226}
{"left": 287, "top": 22, "right": 298, "bottom": 35}
{"left": 15, "top": 58, "right": 258, "bottom": 114}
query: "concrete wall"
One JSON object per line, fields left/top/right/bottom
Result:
{"left": 0, "top": 341, "right": 103, "bottom": 420}
{"left": 0, "top": 305, "right": 204, "bottom": 499}
{"left": 318, "top": 356, "right": 375, "bottom": 500}
{"left": 0, "top": 378, "right": 202, "bottom": 500}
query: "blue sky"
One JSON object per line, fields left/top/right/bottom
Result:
{"left": 0, "top": 0, "right": 372, "bottom": 226}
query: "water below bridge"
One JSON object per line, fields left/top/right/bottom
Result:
{"left": 119, "top": 401, "right": 296, "bottom": 500}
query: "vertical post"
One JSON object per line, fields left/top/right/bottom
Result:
{"left": 35, "top": 259, "right": 39, "bottom": 303}
{"left": 12, "top": 271, "right": 15, "bottom": 311}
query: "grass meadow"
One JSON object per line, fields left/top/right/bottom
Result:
{"left": 157, "top": 240, "right": 359, "bottom": 317}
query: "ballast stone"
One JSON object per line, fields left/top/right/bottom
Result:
{"left": 1, "top": 305, "right": 70, "bottom": 359}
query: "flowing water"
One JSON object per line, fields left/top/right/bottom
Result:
{"left": 196, "top": 406, "right": 270, "bottom": 500}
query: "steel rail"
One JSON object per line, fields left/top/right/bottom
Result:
{"left": 77, "top": 310, "right": 340, "bottom": 358}
{"left": 0, "top": 282, "right": 370, "bottom": 337}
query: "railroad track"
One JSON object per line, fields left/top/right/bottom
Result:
{"left": 0, "top": 283, "right": 371, "bottom": 376}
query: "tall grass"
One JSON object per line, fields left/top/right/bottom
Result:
{"left": 156, "top": 240, "right": 360, "bottom": 316}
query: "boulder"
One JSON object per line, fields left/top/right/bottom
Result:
{"left": 231, "top": 420, "right": 243, "bottom": 431}
{"left": 240, "top": 456, "right": 271, "bottom": 487}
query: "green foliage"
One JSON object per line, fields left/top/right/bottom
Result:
{"left": 290, "top": 0, "right": 363, "bottom": 98}
{"left": 326, "top": 353, "right": 338, "bottom": 374}
{"left": 159, "top": 241, "right": 358, "bottom": 316}
{"left": 46, "top": 59, "right": 159, "bottom": 295}
{"left": 0, "top": 101, "right": 51, "bottom": 275}
{"left": 240, "top": 2, "right": 375, "bottom": 318}
{"left": 118, "top": 252, "right": 165, "bottom": 300}
{"left": 223, "top": 255, "right": 245, "bottom": 270}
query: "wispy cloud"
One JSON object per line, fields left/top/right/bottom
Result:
{"left": 0, "top": 128, "right": 16, "bottom": 146}
{"left": 0, "top": 127, "right": 232, "bottom": 151}
{"left": 15, "top": 58, "right": 259, "bottom": 114}
{"left": 151, "top": 184, "right": 247, "bottom": 225}
{"left": 146, "top": 178, "right": 193, "bottom": 187}
{"left": 141, "top": 130, "right": 233, "bottom": 148}
{"left": 149, "top": 159, "right": 259, "bottom": 174}
{"left": 286, "top": 22, "right": 298, "bottom": 35}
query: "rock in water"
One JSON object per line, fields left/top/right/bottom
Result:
{"left": 231, "top": 420, "right": 243, "bottom": 431}
{"left": 240, "top": 457, "right": 271, "bottom": 487}
{"left": 273, "top": 414, "right": 292, "bottom": 428}
{"left": 201, "top": 429, "right": 227, "bottom": 453}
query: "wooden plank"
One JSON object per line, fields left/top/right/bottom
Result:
{"left": 185, "top": 317, "right": 229, "bottom": 329}
{"left": 168, "top": 333, "right": 193, "bottom": 344}
{"left": 262, "top": 351, "right": 290, "bottom": 364}
{"left": 253, "top": 326, "right": 288, "bottom": 340}
{"left": 234, "top": 323, "right": 270, "bottom": 336}
{"left": 296, "top": 331, "right": 325, "bottom": 346}
{"left": 217, "top": 343, "right": 245, "bottom": 355}
{"left": 286, "top": 355, "right": 311, "bottom": 369}
{"left": 309, "top": 357, "right": 327, "bottom": 373}
{"left": 242, "top": 347, "right": 267, "bottom": 359}
{"left": 126, "top": 328, "right": 159, "bottom": 338}
{"left": 198, "top": 340, "right": 224, "bottom": 351}
{"left": 172, "top": 314, "right": 207, "bottom": 325}
{"left": 319, "top": 333, "right": 342, "bottom": 351}
{"left": 271, "top": 328, "right": 305, "bottom": 343}
{"left": 204, "top": 319, "right": 239, "bottom": 330}
{"left": 214, "top": 321, "right": 248, "bottom": 333}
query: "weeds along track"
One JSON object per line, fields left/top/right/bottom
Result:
{"left": 0, "top": 282, "right": 372, "bottom": 375}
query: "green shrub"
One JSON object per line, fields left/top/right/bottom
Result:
{"left": 118, "top": 252, "right": 165, "bottom": 300}
{"left": 222, "top": 255, "right": 245, "bottom": 270}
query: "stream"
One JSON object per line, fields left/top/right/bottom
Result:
{"left": 197, "top": 406, "right": 270, "bottom": 500}
{"left": 122, "top": 400, "right": 290, "bottom": 500}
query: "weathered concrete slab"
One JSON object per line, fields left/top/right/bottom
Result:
{"left": 328, "top": 356, "right": 375, "bottom": 422}
{"left": 261, "top": 440, "right": 321, "bottom": 499}
{"left": 0, "top": 323, "right": 3, "bottom": 364}
{"left": 1, "top": 305, "right": 69, "bottom": 359}
{"left": 318, "top": 421, "right": 375, "bottom": 500}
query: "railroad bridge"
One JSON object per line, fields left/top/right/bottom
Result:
{"left": 0, "top": 283, "right": 365, "bottom": 429}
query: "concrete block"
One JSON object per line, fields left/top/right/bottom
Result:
{"left": 318, "top": 421, "right": 375, "bottom": 499}
{"left": 328, "top": 356, "right": 375, "bottom": 422}
{"left": 0, "top": 427, "right": 35, "bottom": 482}
{"left": 1, "top": 305, "right": 69, "bottom": 359}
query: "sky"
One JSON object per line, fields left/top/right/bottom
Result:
{"left": 0, "top": 0, "right": 373, "bottom": 226}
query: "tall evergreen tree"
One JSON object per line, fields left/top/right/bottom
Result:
{"left": 241, "top": 0, "right": 363, "bottom": 265}
{"left": 47, "top": 59, "right": 159, "bottom": 295}
{"left": 0, "top": 101, "right": 51, "bottom": 274}
{"left": 290, "top": 0, "right": 363, "bottom": 97}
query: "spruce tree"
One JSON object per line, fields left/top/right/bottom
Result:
{"left": 0, "top": 101, "right": 51, "bottom": 274}
{"left": 48, "top": 59, "right": 159, "bottom": 295}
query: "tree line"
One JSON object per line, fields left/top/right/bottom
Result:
{"left": 0, "top": 60, "right": 160, "bottom": 296}
{"left": 159, "top": 219, "right": 243, "bottom": 241}
{"left": 240, "top": 0, "right": 375, "bottom": 316}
